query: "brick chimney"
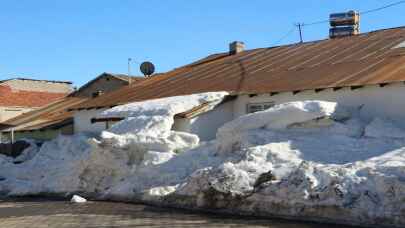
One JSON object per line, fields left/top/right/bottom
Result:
{"left": 229, "top": 41, "right": 245, "bottom": 55}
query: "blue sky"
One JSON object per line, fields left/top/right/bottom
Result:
{"left": 0, "top": 0, "right": 404, "bottom": 87}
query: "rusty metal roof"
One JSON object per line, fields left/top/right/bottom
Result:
{"left": 70, "top": 26, "right": 405, "bottom": 110}
{"left": 0, "top": 97, "right": 87, "bottom": 132}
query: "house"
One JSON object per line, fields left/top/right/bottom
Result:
{"left": 69, "top": 72, "right": 145, "bottom": 98}
{"left": 69, "top": 26, "right": 405, "bottom": 141}
{"left": 0, "top": 73, "right": 144, "bottom": 142}
{"left": 0, "top": 78, "right": 72, "bottom": 122}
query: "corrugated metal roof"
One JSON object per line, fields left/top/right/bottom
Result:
{"left": 0, "top": 97, "right": 87, "bottom": 132}
{"left": 70, "top": 26, "right": 405, "bottom": 110}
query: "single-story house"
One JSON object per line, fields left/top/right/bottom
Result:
{"left": 0, "top": 78, "right": 72, "bottom": 122}
{"left": 0, "top": 73, "right": 145, "bottom": 142}
{"left": 69, "top": 26, "right": 405, "bottom": 141}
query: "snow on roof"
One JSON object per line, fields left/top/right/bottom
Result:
{"left": 97, "top": 92, "right": 228, "bottom": 135}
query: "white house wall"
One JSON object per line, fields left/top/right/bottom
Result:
{"left": 234, "top": 82, "right": 405, "bottom": 122}
{"left": 172, "top": 100, "right": 234, "bottom": 141}
{"left": 73, "top": 109, "right": 108, "bottom": 134}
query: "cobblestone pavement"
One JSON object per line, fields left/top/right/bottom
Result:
{"left": 0, "top": 198, "right": 354, "bottom": 228}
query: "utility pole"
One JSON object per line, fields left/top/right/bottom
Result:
{"left": 128, "top": 58, "right": 132, "bottom": 76}
{"left": 296, "top": 23, "right": 304, "bottom": 43}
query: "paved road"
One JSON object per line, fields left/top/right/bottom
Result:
{"left": 0, "top": 198, "right": 354, "bottom": 228}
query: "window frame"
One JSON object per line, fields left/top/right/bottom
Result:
{"left": 246, "top": 102, "right": 275, "bottom": 114}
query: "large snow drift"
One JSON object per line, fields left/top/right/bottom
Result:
{"left": 97, "top": 92, "right": 228, "bottom": 160}
{"left": 1, "top": 96, "right": 405, "bottom": 227}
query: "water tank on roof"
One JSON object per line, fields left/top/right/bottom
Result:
{"left": 330, "top": 10, "right": 360, "bottom": 27}
{"left": 329, "top": 10, "right": 360, "bottom": 39}
{"left": 329, "top": 26, "right": 360, "bottom": 38}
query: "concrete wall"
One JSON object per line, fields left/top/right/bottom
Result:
{"left": 0, "top": 106, "right": 34, "bottom": 122}
{"left": 73, "top": 75, "right": 128, "bottom": 98}
{"left": 234, "top": 82, "right": 405, "bottom": 122}
{"left": 74, "top": 109, "right": 108, "bottom": 134}
{"left": 172, "top": 101, "right": 234, "bottom": 141}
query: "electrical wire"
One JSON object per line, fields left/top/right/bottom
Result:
{"left": 301, "top": 0, "right": 405, "bottom": 27}
{"left": 272, "top": 26, "right": 297, "bottom": 45}
{"left": 360, "top": 0, "right": 405, "bottom": 15}
{"left": 270, "top": 1, "right": 405, "bottom": 46}
{"left": 302, "top": 19, "right": 329, "bottom": 27}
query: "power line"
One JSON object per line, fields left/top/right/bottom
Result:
{"left": 301, "top": 0, "right": 405, "bottom": 27}
{"left": 361, "top": 0, "right": 405, "bottom": 15}
{"left": 302, "top": 19, "right": 329, "bottom": 27}
{"left": 290, "top": 0, "right": 405, "bottom": 43}
{"left": 272, "top": 26, "right": 297, "bottom": 46}
{"left": 270, "top": 0, "right": 405, "bottom": 46}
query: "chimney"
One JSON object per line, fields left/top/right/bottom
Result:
{"left": 229, "top": 41, "right": 245, "bottom": 55}
{"left": 329, "top": 10, "right": 360, "bottom": 38}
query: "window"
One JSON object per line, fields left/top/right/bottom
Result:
{"left": 247, "top": 102, "right": 275, "bottom": 114}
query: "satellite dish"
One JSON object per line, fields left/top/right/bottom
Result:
{"left": 140, "top": 61, "right": 155, "bottom": 77}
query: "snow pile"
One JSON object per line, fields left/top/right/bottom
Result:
{"left": 0, "top": 135, "right": 92, "bottom": 195}
{"left": 96, "top": 92, "right": 228, "bottom": 163}
{"left": 1, "top": 98, "right": 405, "bottom": 227}
{"left": 98, "top": 92, "right": 228, "bottom": 135}
{"left": 365, "top": 117, "right": 405, "bottom": 139}
{"left": 216, "top": 101, "right": 350, "bottom": 154}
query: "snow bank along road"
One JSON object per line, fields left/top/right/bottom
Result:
{"left": 0, "top": 92, "right": 405, "bottom": 227}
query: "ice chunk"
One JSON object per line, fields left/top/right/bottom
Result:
{"left": 71, "top": 195, "right": 87, "bottom": 203}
